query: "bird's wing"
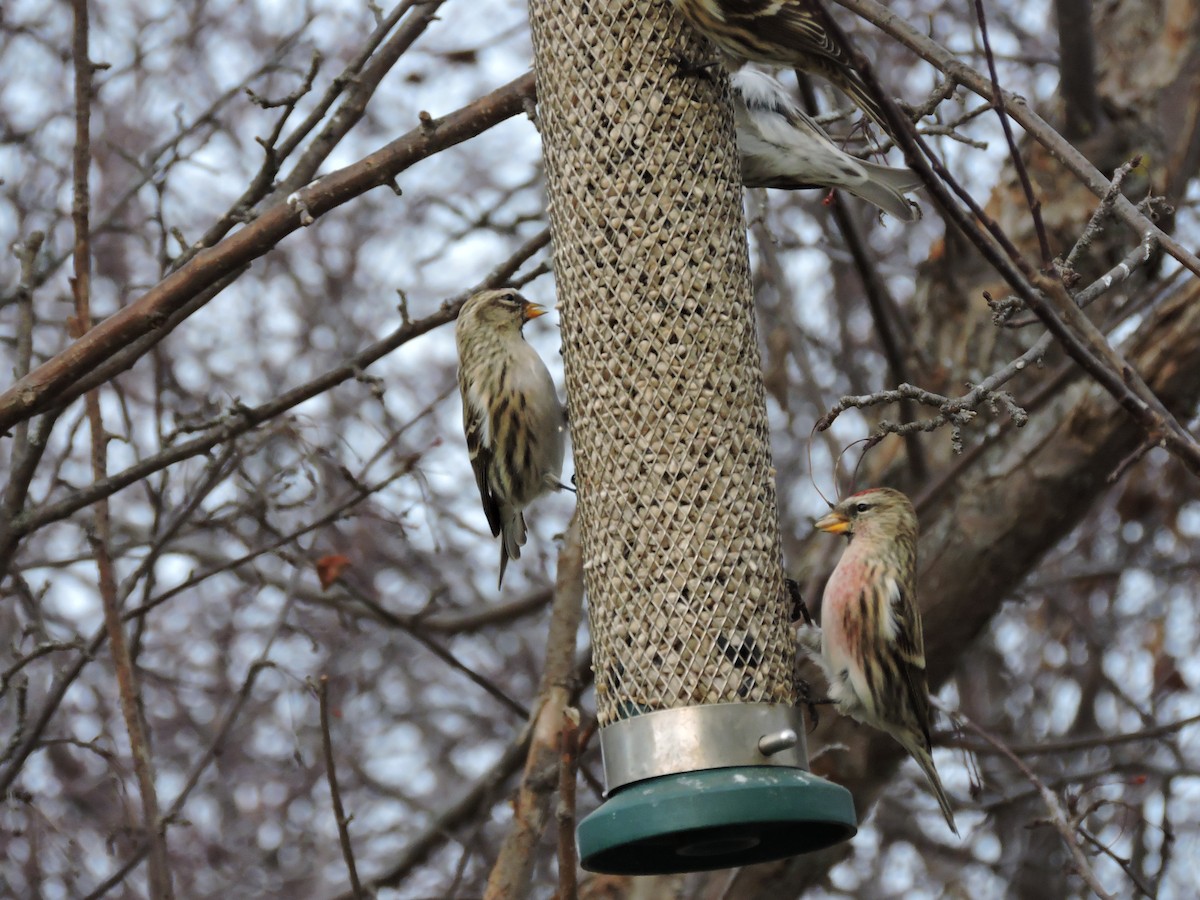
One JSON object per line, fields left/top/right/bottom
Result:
{"left": 721, "top": 0, "right": 889, "bottom": 131}
{"left": 461, "top": 375, "right": 503, "bottom": 538}
{"left": 715, "top": 0, "right": 852, "bottom": 64}
{"left": 506, "top": 345, "right": 567, "bottom": 489}
{"left": 733, "top": 69, "right": 896, "bottom": 200}
{"left": 886, "top": 575, "right": 935, "bottom": 748}
{"left": 734, "top": 69, "right": 835, "bottom": 148}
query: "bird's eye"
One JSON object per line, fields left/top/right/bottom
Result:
{"left": 855, "top": 502, "right": 870, "bottom": 513}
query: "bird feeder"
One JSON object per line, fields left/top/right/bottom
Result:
{"left": 528, "top": 0, "right": 857, "bottom": 874}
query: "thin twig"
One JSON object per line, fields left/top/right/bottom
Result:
{"left": 340, "top": 583, "right": 531, "bottom": 720}
{"left": 816, "top": 380, "right": 1027, "bottom": 454}
{"left": 831, "top": 0, "right": 1200, "bottom": 279}
{"left": 951, "top": 709, "right": 1115, "bottom": 899}
{"left": 0, "top": 640, "right": 85, "bottom": 700}
{"left": 972, "top": 0, "right": 1053, "bottom": 264}
{"left": 944, "top": 712, "right": 1200, "bottom": 757}
{"left": 71, "top": 1, "right": 171, "bottom": 895}
{"left": 318, "top": 675, "right": 364, "bottom": 899}
{"left": 0, "top": 71, "right": 539, "bottom": 432}
{"left": 1077, "top": 828, "right": 1156, "bottom": 899}
{"left": 0, "top": 234, "right": 50, "bottom": 583}
{"left": 998, "top": 230, "right": 1159, "bottom": 328}
{"left": 1063, "top": 158, "right": 1142, "bottom": 274}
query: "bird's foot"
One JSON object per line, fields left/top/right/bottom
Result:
{"left": 798, "top": 686, "right": 837, "bottom": 730}
{"left": 668, "top": 50, "right": 721, "bottom": 81}
{"left": 785, "top": 577, "right": 815, "bottom": 625}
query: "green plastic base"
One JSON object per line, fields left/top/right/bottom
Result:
{"left": 578, "top": 766, "right": 857, "bottom": 874}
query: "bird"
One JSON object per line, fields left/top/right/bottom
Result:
{"left": 668, "top": 0, "right": 897, "bottom": 137}
{"left": 800, "top": 487, "right": 959, "bottom": 834}
{"left": 455, "top": 288, "right": 568, "bottom": 589}
{"left": 732, "top": 67, "right": 920, "bottom": 220}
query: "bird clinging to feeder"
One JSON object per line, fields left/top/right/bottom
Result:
{"left": 800, "top": 487, "right": 959, "bottom": 834}
{"left": 669, "top": 0, "right": 899, "bottom": 138}
{"left": 455, "top": 288, "right": 569, "bottom": 588}
{"left": 732, "top": 67, "right": 920, "bottom": 220}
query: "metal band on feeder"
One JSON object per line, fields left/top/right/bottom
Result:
{"left": 528, "top": 0, "right": 857, "bottom": 874}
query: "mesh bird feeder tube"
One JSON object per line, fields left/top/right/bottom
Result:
{"left": 528, "top": 0, "right": 856, "bottom": 874}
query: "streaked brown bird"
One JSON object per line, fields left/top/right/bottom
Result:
{"left": 669, "top": 0, "right": 895, "bottom": 136}
{"left": 800, "top": 487, "right": 959, "bottom": 834}
{"left": 455, "top": 288, "right": 568, "bottom": 588}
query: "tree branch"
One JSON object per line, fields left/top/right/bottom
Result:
{"left": 0, "top": 71, "right": 538, "bottom": 434}
{"left": 484, "top": 515, "right": 584, "bottom": 899}
{"left": 832, "top": 0, "right": 1200, "bottom": 279}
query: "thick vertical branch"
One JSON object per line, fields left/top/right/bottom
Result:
{"left": 484, "top": 515, "right": 584, "bottom": 899}
{"left": 70, "top": 2, "right": 172, "bottom": 897}
{"left": 556, "top": 708, "right": 581, "bottom": 899}
{"left": 1055, "top": 0, "right": 1100, "bottom": 139}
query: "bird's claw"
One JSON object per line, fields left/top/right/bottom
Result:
{"left": 798, "top": 683, "right": 836, "bottom": 731}
{"left": 668, "top": 50, "right": 721, "bottom": 81}
{"left": 785, "top": 577, "right": 815, "bottom": 625}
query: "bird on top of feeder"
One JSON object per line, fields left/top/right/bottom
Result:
{"left": 668, "top": 0, "right": 899, "bottom": 139}
{"left": 732, "top": 67, "right": 921, "bottom": 221}
{"left": 456, "top": 288, "right": 569, "bottom": 589}
{"left": 798, "top": 487, "right": 959, "bottom": 835}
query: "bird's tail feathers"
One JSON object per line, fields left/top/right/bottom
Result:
{"left": 898, "top": 732, "right": 959, "bottom": 836}
{"left": 497, "top": 548, "right": 509, "bottom": 590}
{"left": 497, "top": 512, "right": 527, "bottom": 589}
{"left": 847, "top": 160, "right": 922, "bottom": 222}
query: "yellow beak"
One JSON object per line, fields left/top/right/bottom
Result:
{"left": 523, "top": 301, "right": 548, "bottom": 321}
{"left": 814, "top": 510, "right": 851, "bottom": 534}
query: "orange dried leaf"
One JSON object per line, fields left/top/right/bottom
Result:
{"left": 316, "top": 554, "right": 352, "bottom": 589}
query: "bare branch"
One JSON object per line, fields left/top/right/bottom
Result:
{"left": 485, "top": 515, "right": 584, "bottom": 899}
{"left": 832, "top": 0, "right": 1200, "bottom": 279}
{"left": 951, "top": 708, "right": 1115, "bottom": 900}
{"left": 0, "top": 71, "right": 539, "bottom": 433}
{"left": 556, "top": 708, "right": 581, "bottom": 900}
{"left": 945, "top": 712, "right": 1200, "bottom": 757}
{"left": 318, "top": 675, "right": 365, "bottom": 899}
{"left": 971, "top": 0, "right": 1053, "bottom": 264}
{"left": 71, "top": 2, "right": 171, "bottom": 895}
